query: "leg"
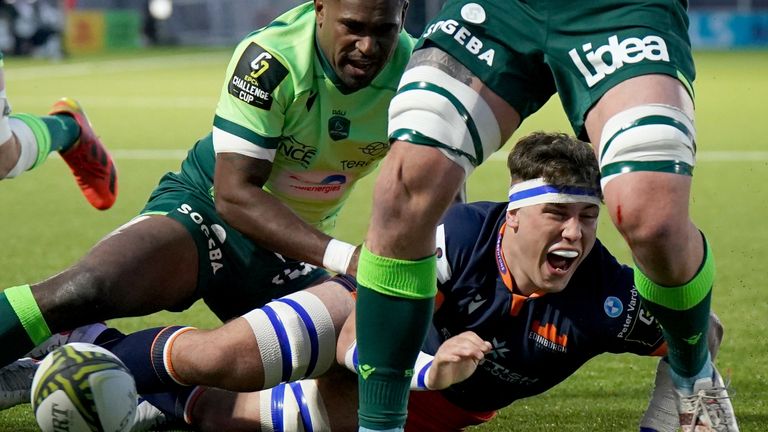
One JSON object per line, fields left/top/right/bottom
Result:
{"left": 188, "top": 369, "right": 357, "bottom": 432}
{"left": 355, "top": 47, "right": 518, "bottom": 430}
{"left": 587, "top": 75, "right": 716, "bottom": 390}
{"left": 0, "top": 215, "right": 198, "bottom": 366}
{"left": 0, "top": 53, "right": 117, "bottom": 208}
{"left": 105, "top": 278, "right": 354, "bottom": 394}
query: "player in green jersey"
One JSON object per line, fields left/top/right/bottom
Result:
{"left": 353, "top": 1, "right": 736, "bottom": 431}
{"left": 0, "top": 52, "right": 118, "bottom": 210}
{"left": 0, "top": 0, "right": 412, "bottom": 390}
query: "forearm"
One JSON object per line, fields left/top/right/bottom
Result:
{"left": 216, "top": 183, "right": 332, "bottom": 266}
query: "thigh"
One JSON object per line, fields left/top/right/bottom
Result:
{"left": 418, "top": 0, "right": 556, "bottom": 121}
{"left": 545, "top": 0, "right": 695, "bottom": 138}
{"left": 34, "top": 214, "right": 199, "bottom": 330}
{"left": 144, "top": 176, "right": 329, "bottom": 320}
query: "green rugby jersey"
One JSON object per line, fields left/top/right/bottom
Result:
{"left": 179, "top": 2, "right": 414, "bottom": 233}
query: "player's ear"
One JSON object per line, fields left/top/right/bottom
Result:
{"left": 400, "top": 1, "right": 409, "bottom": 29}
{"left": 315, "top": 0, "right": 325, "bottom": 27}
{"left": 506, "top": 210, "right": 520, "bottom": 231}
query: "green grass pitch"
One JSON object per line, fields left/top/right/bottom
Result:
{"left": 0, "top": 48, "right": 766, "bottom": 431}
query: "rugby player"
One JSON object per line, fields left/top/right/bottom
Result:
{"left": 0, "top": 0, "right": 413, "bottom": 403}
{"left": 352, "top": 1, "right": 727, "bottom": 430}
{"left": 49, "top": 132, "right": 734, "bottom": 431}
{"left": 0, "top": 52, "right": 117, "bottom": 209}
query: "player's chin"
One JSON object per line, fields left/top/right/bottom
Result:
{"left": 340, "top": 65, "right": 378, "bottom": 89}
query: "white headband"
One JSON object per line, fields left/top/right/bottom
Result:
{"left": 507, "top": 178, "right": 601, "bottom": 211}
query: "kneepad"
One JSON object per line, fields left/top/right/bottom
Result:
{"left": 259, "top": 380, "right": 331, "bottom": 432}
{"left": 598, "top": 104, "right": 696, "bottom": 188}
{"left": 242, "top": 291, "right": 336, "bottom": 388}
{"left": 388, "top": 65, "right": 502, "bottom": 175}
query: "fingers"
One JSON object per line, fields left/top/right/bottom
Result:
{"left": 439, "top": 331, "right": 492, "bottom": 362}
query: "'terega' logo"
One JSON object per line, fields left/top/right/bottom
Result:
{"left": 569, "top": 35, "right": 669, "bottom": 87}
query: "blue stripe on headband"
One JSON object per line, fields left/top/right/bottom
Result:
{"left": 508, "top": 184, "right": 598, "bottom": 202}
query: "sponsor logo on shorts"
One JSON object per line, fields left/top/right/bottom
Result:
{"left": 271, "top": 259, "right": 318, "bottom": 285}
{"left": 604, "top": 296, "right": 623, "bottom": 318}
{"left": 278, "top": 136, "right": 317, "bottom": 168}
{"left": 229, "top": 42, "right": 288, "bottom": 109}
{"left": 423, "top": 19, "right": 496, "bottom": 67}
{"left": 328, "top": 112, "right": 351, "bottom": 141}
{"left": 569, "top": 34, "right": 670, "bottom": 87}
{"left": 460, "top": 3, "right": 486, "bottom": 24}
{"left": 177, "top": 203, "right": 226, "bottom": 275}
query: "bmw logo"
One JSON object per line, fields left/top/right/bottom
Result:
{"left": 603, "top": 296, "right": 623, "bottom": 318}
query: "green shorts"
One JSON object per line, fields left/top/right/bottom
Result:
{"left": 140, "top": 174, "right": 328, "bottom": 321}
{"left": 418, "top": 0, "right": 695, "bottom": 137}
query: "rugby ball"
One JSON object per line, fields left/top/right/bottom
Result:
{"left": 31, "top": 342, "right": 137, "bottom": 432}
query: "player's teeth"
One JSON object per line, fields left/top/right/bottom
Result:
{"left": 551, "top": 250, "right": 578, "bottom": 258}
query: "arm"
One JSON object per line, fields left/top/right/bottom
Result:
{"left": 337, "top": 311, "right": 490, "bottom": 390}
{"left": 214, "top": 153, "right": 357, "bottom": 273}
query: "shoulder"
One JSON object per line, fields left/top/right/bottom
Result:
{"left": 436, "top": 202, "right": 505, "bottom": 283}
{"left": 228, "top": 4, "right": 316, "bottom": 93}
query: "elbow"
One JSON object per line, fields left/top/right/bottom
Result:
{"left": 213, "top": 189, "right": 241, "bottom": 228}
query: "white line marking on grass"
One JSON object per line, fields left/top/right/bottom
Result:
{"left": 488, "top": 151, "right": 768, "bottom": 162}
{"left": 7, "top": 52, "right": 229, "bottom": 80}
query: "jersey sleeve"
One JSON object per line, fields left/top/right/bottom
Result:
{"left": 212, "top": 35, "right": 294, "bottom": 161}
{"left": 435, "top": 203, "right": 493, "bottom": 294}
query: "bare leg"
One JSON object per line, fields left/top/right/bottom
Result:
{"left": 169, "top": 280, "right": 354, "bottom": 390}
{"left": 586, "top": 74, "right": 715, "bottom": 388}
{"left": 0, "top": 215, "right": 198, "bottom": 366}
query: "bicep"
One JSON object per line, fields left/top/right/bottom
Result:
{"left": 214, "top": 153, "right": 273, "bottom": 200}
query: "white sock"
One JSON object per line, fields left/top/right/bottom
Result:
{"left": 5, "top": 117, "right": 39, "bottom": 178}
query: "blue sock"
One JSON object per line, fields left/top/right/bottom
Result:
{"left": 101, "top": 326, "right": 190, "bottom": 393}
{"left": 141, "top": 387, "right": 197, "bottom": 421}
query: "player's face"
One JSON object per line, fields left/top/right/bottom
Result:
{"left": 315, "top": 0, "right": 406, "bottom": 90}
{"left": 505, "top": 202, "right": 599, "bottom": 295}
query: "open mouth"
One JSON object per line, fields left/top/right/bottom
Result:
{"left": 546, "top": 249, "right": 578, "bottom": 273}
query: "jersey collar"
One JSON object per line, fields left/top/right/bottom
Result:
{"left": 496, "top": 222, "right": 544, "bottom": 316}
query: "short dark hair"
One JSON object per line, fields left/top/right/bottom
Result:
{"left": 506, "top": 131, "right": 602, "bottom": 200}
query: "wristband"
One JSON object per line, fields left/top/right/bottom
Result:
{"left": 322, "top": 239, "right": 357, "bottom": 274}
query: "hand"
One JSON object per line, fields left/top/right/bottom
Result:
{"left": 426, "top": 331, "right": 492, "bottom": 390}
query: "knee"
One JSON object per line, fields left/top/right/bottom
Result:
{"left": 610, "top": 205, "right": 678, "bottom": 249}
{"left": 604, "top": 181, "right": 691, "bottom": 250}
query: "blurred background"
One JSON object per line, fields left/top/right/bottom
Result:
{"left": 0, "top": 0, "right": 765, "bottom": 60}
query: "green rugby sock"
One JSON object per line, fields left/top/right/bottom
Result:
{"left": 41, "top": 114, "right": 80, "bottom": 153}
{"left": 635, "top": 234, "right": 714, "bottom": 377}
{"left": 0, "top": 285, "right": 52, "bottom": 366}
{"left": 356, "top": 247, "right": 436, "bottom": 430}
